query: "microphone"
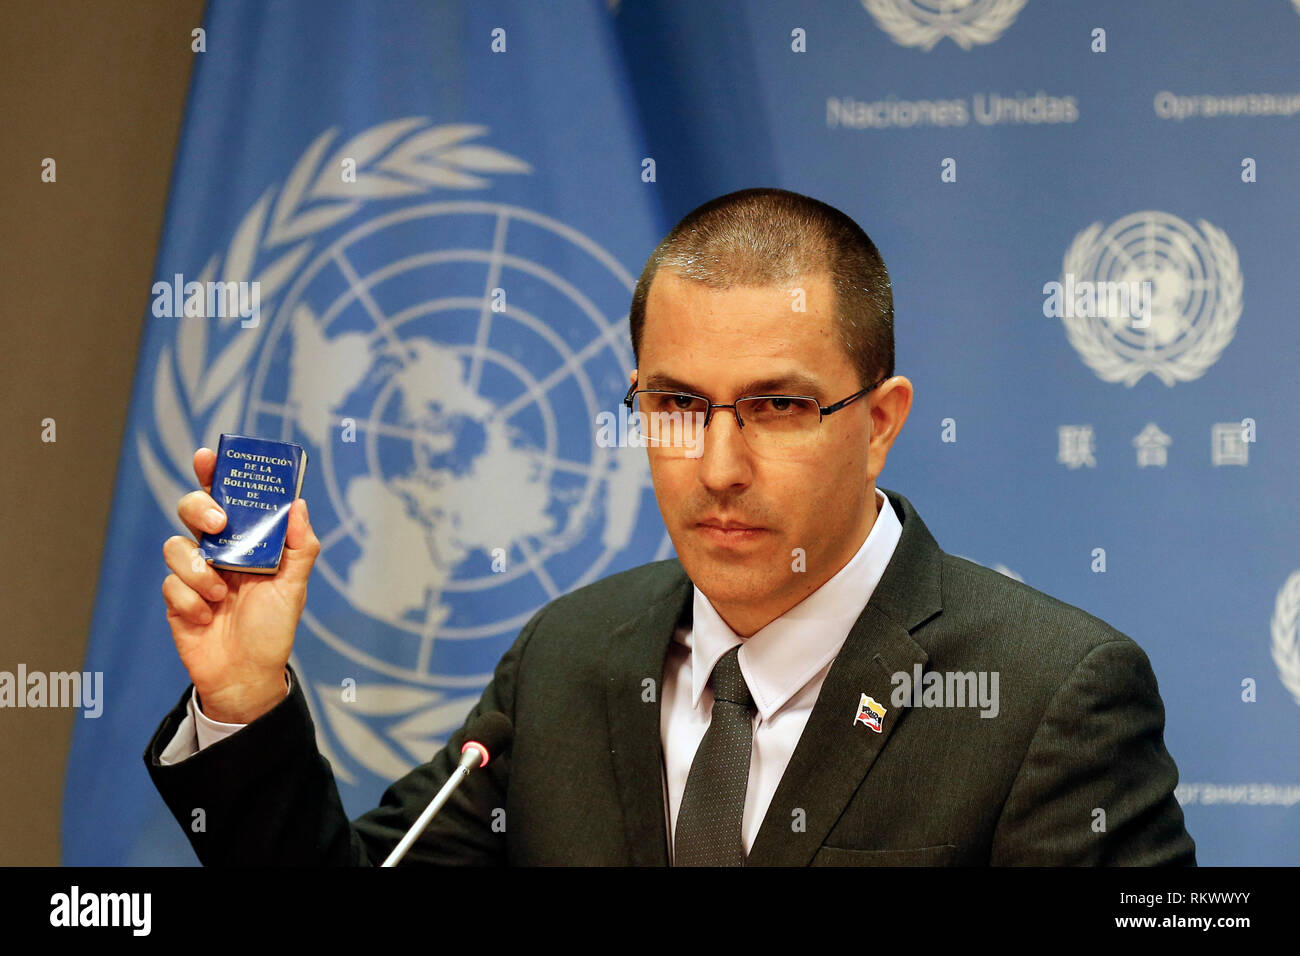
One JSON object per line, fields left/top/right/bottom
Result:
{"left": 380, "top": 711, "right": 514, "bottom": 867}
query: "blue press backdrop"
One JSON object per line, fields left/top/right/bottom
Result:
{"left": 66, "top": 0, "right": 1300, "bottom": 865}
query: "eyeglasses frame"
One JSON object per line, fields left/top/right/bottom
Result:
{"left": 621, "top": 374, "right": 889, "bottom": 435}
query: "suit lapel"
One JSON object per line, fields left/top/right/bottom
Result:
{"left": 747, "top": 489, "right": 944, "bottom": 866}
{"left": 745, "top": 606, "right": 927, "bottom": 865}
{"left": 604, "top": 569, "right": 692, "bottom": 866}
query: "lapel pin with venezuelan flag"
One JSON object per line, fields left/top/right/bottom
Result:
{"left": 854, "top": 693, "right": 887, "bottom": 733}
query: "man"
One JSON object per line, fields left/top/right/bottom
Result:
{"left": 149, "top": 188, "right": 1196, "bottom": 865}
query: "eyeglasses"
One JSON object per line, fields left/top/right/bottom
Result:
{"left": 621, "top": 375, "right": 888, "bottom": 459}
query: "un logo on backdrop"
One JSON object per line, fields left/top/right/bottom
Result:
{"left": 1273, "top": 572, "right": 1300, "bottom": 711}
{"left": 1059, "top": 211, "right": 1242, "bottom": 387}
{"left": 861, "top": 0, "right": 1028, "bottom": 50}
{"left": 139, "top": 120, "right": 667, "bottom": 785}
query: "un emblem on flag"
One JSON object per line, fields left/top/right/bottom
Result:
{"left": 140, "top": 122, "right": 668, "bottom": 787}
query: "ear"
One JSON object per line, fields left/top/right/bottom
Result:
{"left": 867, "top": 376, "right": 913, "bottom": 482}
{"left": 629, "top": 368, "right": 638, "bottom": 387}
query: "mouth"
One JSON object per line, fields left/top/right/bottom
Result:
{"left": 694, "top": 518, "right": 768, "bottom": 546}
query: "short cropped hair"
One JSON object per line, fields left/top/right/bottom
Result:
{"left": 629, "top": 188, "right": 894, "bottom": 388}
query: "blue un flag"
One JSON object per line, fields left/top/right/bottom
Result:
{"left": 64, "top": 0, "right": 671, "bottom": 865}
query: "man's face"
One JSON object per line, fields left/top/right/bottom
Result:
{"left": 634, "top": 270, "right": 887, "bottom": 631}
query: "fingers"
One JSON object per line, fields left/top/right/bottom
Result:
{"left": 279, "top": 498, "right": 321, "bottom": 586}
{"left": 193, "top": 447, "right": 217, "bottom": 494}
{"left": 162, "top": 571, "right": 215, "bottom": 627}
{"left": 178, "top": 489, "right": 225, "bottom": 541}
{"left": 163, "top": 534, "right": 228, "bottom": 605}
{"left": 284, "top": 497, "right": 311, "bottom": 549}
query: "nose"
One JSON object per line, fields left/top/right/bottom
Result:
{"left": 696, "top": 404, "right": 754, "bottom": 490}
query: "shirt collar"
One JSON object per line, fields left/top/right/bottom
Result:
{"left": 684, "top": 488, "right": 903, "bottom": 721}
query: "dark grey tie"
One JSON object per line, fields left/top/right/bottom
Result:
{"left": 673, "top": 644, "right": 756, "bottom": 866}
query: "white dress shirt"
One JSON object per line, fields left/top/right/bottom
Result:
{"left": 660, "top": 487, "right": 901, "bottom": 859}
{"left": 157, "top": 673, "right": 292, "bottom": 765}
{"left": 162, "top": 491, "right": 903, "bottom": 865}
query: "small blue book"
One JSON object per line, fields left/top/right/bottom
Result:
{"left": 199, "top": 434, "right": 308, "bottom": 574}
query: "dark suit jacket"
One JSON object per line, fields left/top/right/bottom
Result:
{"left": 144, "top": 489, "right": 1196, "bottom": 865}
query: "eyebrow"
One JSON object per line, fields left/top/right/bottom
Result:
{"left": 640, "top": 371, "right": 828, "bottom": 399}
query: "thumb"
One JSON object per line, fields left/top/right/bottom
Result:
{"left": 279, "top": 498, "right": 320, "bottom": 586}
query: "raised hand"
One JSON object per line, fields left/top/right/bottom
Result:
{"left": 161, "top": 447, "right": 321, "bottom": 723}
